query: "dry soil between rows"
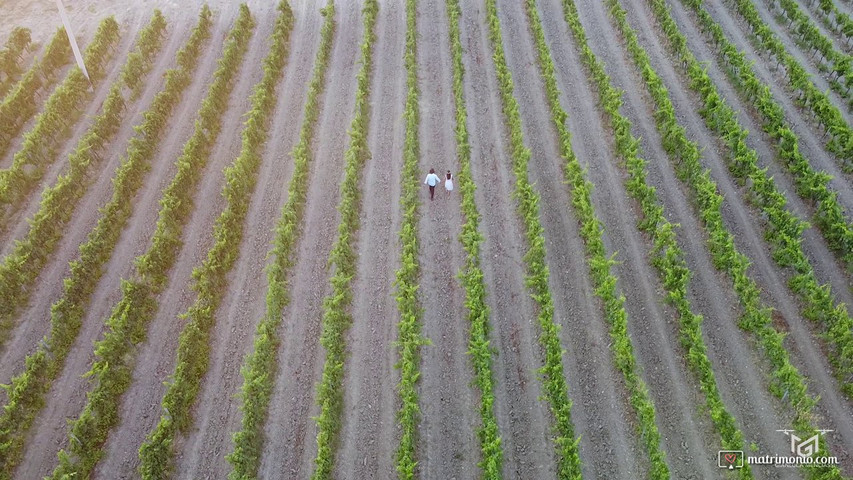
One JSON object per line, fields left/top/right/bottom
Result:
{"left": 414, "top": 0, "right": 480, "bottom": 477}
{"left": 334, "top": 1, "right": 405, "bottom": 478}
{"left": 12, "top": 8, "right": 231, "bottom": 478}
{"left": 171, "top": 2, "right": 322, "bottom": 478}
{"left": 93, "top": 4, "right": 276, "bottom": 476}
{"left": 256, "top": 4, "right": 361, "bottom": 478}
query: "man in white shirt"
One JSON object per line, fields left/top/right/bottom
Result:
{"left": 424, "top": 168, "right": 440, "bottom": 201}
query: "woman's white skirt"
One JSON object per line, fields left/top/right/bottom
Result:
{"left": 445, "top": 179, "right": 454, "bottom": 191}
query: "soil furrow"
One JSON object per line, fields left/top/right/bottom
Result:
{"left": 668, "top": 0, "right": 853, "bottom": 320}
{"left": 684, "top": 0, "right": 853, "bottom": 233}
{"left": 636, "top": 0, "right": 853, "bottom": 471}
{"left": 92, "top": 5, "right": 273, "bottom": 477}
{"left": 11, "top": 14, "right": 227, "bottom": 479}
{"left": 0, "top": 17, "right": 190, "bottom": 394}
{"left": 456, "top": 1, "right": 563, "bottom": 477}
{"left": 0, "top": 55, "right": 74, "bottom": 172}
{"left": 688, "top": 4, "right": 853, "bottom": 303}
{"left": 514, "top": 0, "right": 717, "bottom": 477}
{"left": 708, "top": 0, "right": 852, "bottom": 120}
{"left": 613, "top": 0, "right": 823, "bottom": 477}
{"left": 668, "top": 0, "right": 853, "bottom": 216}
{"left": 256, "top": 4, "right": 361, "bottom": 478}
{"left": 0, "top": 28, "right": 129, "bottom": 255}
{"left": 791, "top": 0, "right": 853, "bottom": 54}
{"left": 335, "top": 1, "right": 405, "bottom": 477}
{"left": 170, "top": 3, "right": 321, "bottom": 478}
{"left": 414, "top": 0, "right": 479, "bottom": 477}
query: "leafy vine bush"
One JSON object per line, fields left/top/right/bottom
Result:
{"left": 0, "top": 8, "right": 210, "bottom": 478}
{"left": 678, "top": 0, "right": 853, "bottom": 401}
{"left": 138, "top": 4, "right": 293, "bottom": 479}
{"left": 394, "top": 0, "right": 426, "bottom": 478}
{"left": 811, "top": 0, "right": 853, "bottom": 46}
{"left": 0, "top": 10, "right": 179, "bottom": 478}
{"left": 643, "top": 0, "right": 846, "bottom": 476}
{"left": 0, "top": 18, "right": 120, "bottom": 222}
{"left": 121, "top": 11, "right": 168, "bottom": 100}
{"left": 678, "top": 0, "right": 853, "bottom": 268}
{"left": 311, "top": 1, "right": 376, "bottom": 479}
{"left": 226, "top": 3, "right": 336, "bottom": 478}
{"left": 707, "top": 0, "right": 853, "bottom": 169}
{"left": 582, "top": 0, "right": 765, "bottom": 476}
{"left": 541, "top": 0, "right": 676, "bottom": 477}
{"left": 0, "top": 18, "right": 124, "bottom": 346}
{"left": 445, "top": 0, "right": 502, "bottom": 477}
{"left": 47, "top": 6, "right": 254, "bottom": 478}
{"left": 0, "top": 27, "right": 70, "bottom": 158}
{"left": 0, "top": 27, "right": 32, "bottom": 97}
{"left": 763, "top": 0, "right": 852, "bottom": 107}
{"left": 483, "top": 0, "right": 585, "bottom": 478}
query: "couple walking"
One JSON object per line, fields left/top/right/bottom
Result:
{"left": 424, "top": 168, "right": 453, "bottom": 200}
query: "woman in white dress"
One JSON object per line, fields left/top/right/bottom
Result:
{"left": 444, "top": 170, "right": 454, "bottom": 193}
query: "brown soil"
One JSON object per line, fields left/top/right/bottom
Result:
{"left": 170, "top": 2, "right": 322, "bottom": 478}
{"left": 12, "top": 9, "right": 229, "bottom": 478}
{"left": 256, "top": 4, "right": 362, "bottom": 478}
{"left": 334, "top": 1, "right": 405, "bottom": 478}
{"left": 93, "top": 4, "right": 275, "bottom": 477}
{"left": 414, "top": 0, "right": 480, "bottom": 477}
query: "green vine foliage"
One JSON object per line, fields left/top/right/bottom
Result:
{"left": 686, "top": 0, "right": 853, "bottom": 268}
{"left": 0, "top": 17, "right": 122, "bottom": 347}
{"left": 0, "top": 10, "right": 176, "bottom": 478}
{"left": 394, "top": 0, "right": 427, "bottom": 478}
{"left": 763, "top": 0, "right": 852, "bottom": 109}
{"left": 810, "top": 0, "right": 853, "bottom": 47}
{"left": 445, "top": 0, "right": 503, "bottom": 477}
{"left": 678, "top": 0, "right": 853, "bottom": 402}
{"left": 483, "top": 0, "right": 586, "bottom": 478}
{"left": 0, "top": 27, "right": 71, "bottom": 158}
{"left": 0, "top": 27, "right": 33, "bottom": 97}
{"left": 226, "top": 3, "right": 336, "bottom": 478}
{"left": 138, "top": 3, "right": 293, "bottom": 479}
{"left": 47, "top": 6, "right": 254, "bottom": 478}
{"left": 544, "top": 0, "right": 680, "bottom": 477}
{"left": 576, "top": 0, "right": 761, "bottom": 476}
{"left": 0, "top": 18, "right": 120, "bottom": 216}
{"left": 707, "top": 0, "right": 853, "bottom": 169}
{"left": 644, "top": 0, "right": 846, "bottom": 477}
{"left": 311, "top": 1, "right": 376, "bottom": 479}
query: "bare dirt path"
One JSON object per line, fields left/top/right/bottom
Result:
{"left": 0, "top": 28, "right": 132, "bottom": 254}
{"left": 630, "top": 0, "right": 853, "bottom": 472}
{"left": 170, "top": 3, "right": 321, "bottom": 479}
{"left": 256, "top": 4, "right": 361, "bottom": 478}
{"left": 413, "top": 0, "right": 479, "bottom": 477}
{"left": 0, "top": 19, "right": 191, "bottom": 393}
{"left": 92, "top": 5, "right": 275, "bottom": 477}
{"left": 11, "top": 12, "right": 227, "bottom": 479}
{"left": 707, "top": 0, "right": 852, "bottom": 121}
{"left": 514, "top": 0, "right": 718, "bottom": 477}
{"left": 668, "top": 1, "right": 853, "bottom": 302}
{"left": 456, "top": 1, "right": 567, "bottom": 477}
{"left": 333, "top": 1, "right": 405, "bottom": 479}
{"left": 548, "top": 0, "right": 810, "bottom": 475}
